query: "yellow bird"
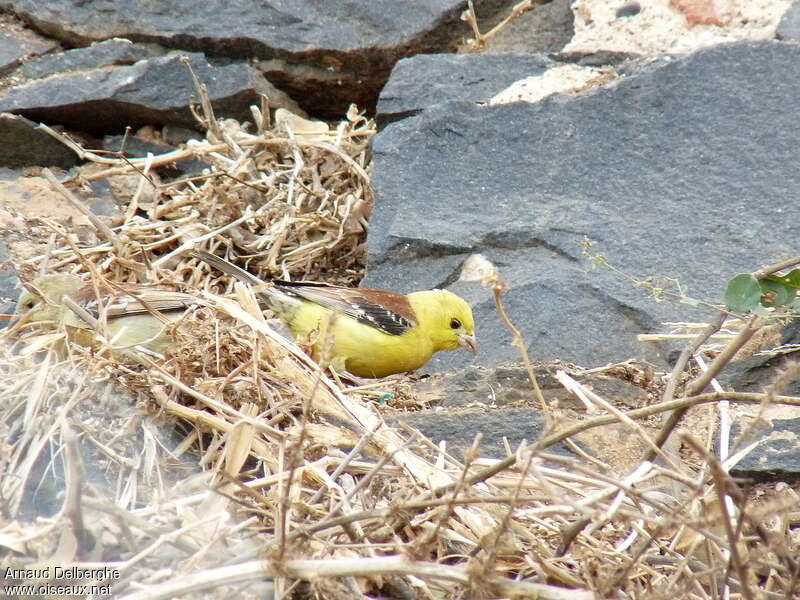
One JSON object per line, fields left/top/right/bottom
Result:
{"left": 192, "top": 250, "right": 477, "bottom": 377}
{"left": 8, "top": 273, "right": 197, "bottom": 354}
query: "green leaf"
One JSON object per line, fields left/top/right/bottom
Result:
{"left": 782, "top": 268, "right": 800, "bottom": 289}
{"left": 758, "top": 279, "right": 795, "bottom": 307}
{"left": 724, "top": 273, "right": 762, "bottom": 312}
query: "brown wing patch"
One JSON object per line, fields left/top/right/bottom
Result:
{"left": 275, "top": 281, "right": 416, "bottom": 335}
{"left": 350, "top": 288, "right": 416, "bottom": 323}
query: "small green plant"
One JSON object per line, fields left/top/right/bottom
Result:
{"left": 724, "top": 269, "right": 800, "bottom": 313}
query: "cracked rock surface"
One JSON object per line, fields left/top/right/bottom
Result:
{"left": 367, "top": 41, "right": 800, "bottom": 375}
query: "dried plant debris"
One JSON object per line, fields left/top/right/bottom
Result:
{"left": 2, "top": 89, "right": 800, "bottom": 599}
{"left": 25, "top": 100, "right": 373, "bottom": 289}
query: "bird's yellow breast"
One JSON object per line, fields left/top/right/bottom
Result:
{"left": 285, "top": 300, "right": 435, "bottom": 378}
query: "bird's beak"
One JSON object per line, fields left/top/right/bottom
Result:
{"left": 457, "top": 333, "right": 478, "bottom": 353}
{"left": 3, "top": 314, "right": 22, "bottom": 336}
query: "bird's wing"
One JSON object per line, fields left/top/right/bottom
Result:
{"left": 275, "top": 281, "right": 416, "bottom": 336}
{"left": 191, "top": 250, "right": 262, "bottom": 286}
{"left": 191, "top": 249, "right": 418, "bottom": 336}
{"left": 76, "top": 288, "right": 198, "bottom": 320}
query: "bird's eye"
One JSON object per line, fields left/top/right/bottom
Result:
{"left": 23, "top": 300, "right": 34, "bottom": 310}
{"left": 450, "top": 318, "right": 461, "bottom": 329}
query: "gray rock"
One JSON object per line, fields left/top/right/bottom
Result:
{"left": 22, "top": 38, "right": 163, "bottom": 79}
{"left": 377, "top": 53, "right": 554, "bottom": 124}
{"left": 3, "top": 0, "right": 512, "bottom": 117}
{"left": 718, "top": 320, "right": 800, "bottom": 403}
{"left": 397, "top": 364, "right": 649, "bottom": 461}
{"left": 776, "top": 0, "right": 800, "bottom": 40}
{"left": 412, "top": 364, "right": 649, "bottom": 410}
{"left": 0, "top": 52, "right": 299, "bottom": 134}
{"left": 0, "top": 28, "right": 57, "bottom": 74}
{"left": 730, "top": 418, "right": 800, "bottom": 479}
{"left": 392, "top": 407, "right": 573, "bottom": 460}
{"left": 0, "top": 112, "right": 78, "bottom": 168}
{"left": 367, "top": 41, "right": 800, "bottom": 372}
{"left": 481, "top": 0, "right": 574, "bottom": 54}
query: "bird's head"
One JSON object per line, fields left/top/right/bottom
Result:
{"left": 410, "top": 289, "right": 477, "bottom": 354}
{"left": 9, "top": 273, "right": 84, "bottom": 332}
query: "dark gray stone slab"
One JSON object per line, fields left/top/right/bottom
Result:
{"left": 396, "top": 364, "right": 650, "bottom": 461}
{"left": 377, "top": 52, "right": 554, "bottom": 123}
{"left": 0, "top": 52, "right": 295, "bottom": 134}
{"left": 22, "top": 38, "right": 163, "bottom": 79}
{"left": 393, "top": 407, "right": 572, "bottom": 460}
{"left": 0, "top": 28, "right": 57, "bottom": 74}
{"left": 5, "top": 0, "right": 464, "bottom": 52}
{"left": 366, "top": 41, "right": 800, "bottom": 373}
{"left": 412, "top": 364, "right": 649, "bottom": 410}
{"left": 0, "top": 112, "right": 78, "bottom": 168}
{"left": 3, "top": 0, "right": 513, "bottom": 116}
{"left": 776, "top": 0, "right": 800, "bottom": 40}
{"left": 719, "top": 318, "right": 800, "bottom": 397}
{"left": 730, "top": 418, "right": 800, "bottom": 479}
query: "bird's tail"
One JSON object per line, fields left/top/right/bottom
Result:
{"left": 191, "top": 249, "right": 301, "bottom": 319}
{"left": 192, "top": 250, "right": 265, "bottom": 287}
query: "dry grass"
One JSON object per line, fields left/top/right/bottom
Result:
{"left": 1, "top": 77, "right": 800, "bottom": 599}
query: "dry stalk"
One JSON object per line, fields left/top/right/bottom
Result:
{"left": 649, "top": 314, "right": 764, "bottom": 460}
{"left": 681, "top": 434, "right": 754, "bottom": 600}
{"left": 541, "top": 390, "right": 800, "bottom": 451}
